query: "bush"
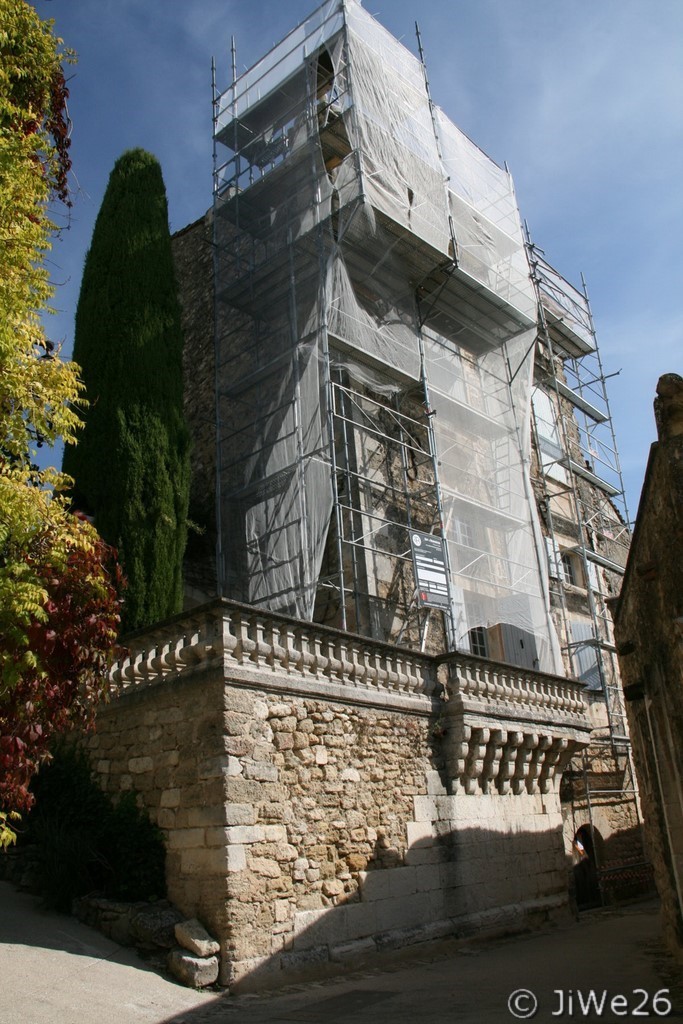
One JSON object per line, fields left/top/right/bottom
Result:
{"left": 24, "top": 743, "right": 166, "bottom": 910}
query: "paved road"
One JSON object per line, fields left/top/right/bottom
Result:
{"left": 0, "top": 882, "right": 215, "bottom": 1024}
{"left": 1, "top": 881, "right": 682, "bottom": 1024}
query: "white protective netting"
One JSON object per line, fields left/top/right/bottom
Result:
{"left": 216, "top": 311, "right": 333, "bottom": 619}
{"left": 343, "top": 3, "right": 449, "bottom": 256}
{"left": 213, "top": 0, "right": 563, "bottom": 673}
{"left": 532, "top": 251, "right": 595, "bottom": 354}
{"left": 422, "top": 330, "right": 561, "bottom": 672}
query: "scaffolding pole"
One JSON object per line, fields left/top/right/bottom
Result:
{"left": 525, "top": 227, "right": 651, "bottom": 903}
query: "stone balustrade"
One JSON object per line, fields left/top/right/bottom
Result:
{"left": 109, "top": 598, "right": 436, "bottom": 700}
{"left": 440, "top": 651, "right": 588, "bottom": 719}
{"left": 109, "top": 599, "right": 590, "bottom": 739}
{"left": 438, "top": 644, "right": 591, "bottom": 795}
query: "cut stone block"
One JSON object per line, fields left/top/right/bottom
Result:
{"left": 167, "top": 948, "right": 219, "bottom": 988}
{"left": 175, "top": 918, "right": 220, "bottom": 957}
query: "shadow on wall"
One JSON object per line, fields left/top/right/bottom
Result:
{"left": 570, "top": 823, "right": 655, "bottom": 910}
{"left": 216, "top": 821, "right": 570, "bottom": 995}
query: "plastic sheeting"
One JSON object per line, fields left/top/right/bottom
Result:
{"left": 213, "top": 0, "right": 563, "bottom": 673}
{"left": 343, "top": 3, "right": 450, "bottom": 256}
{"left": 217, "top": 1, "right": 344, "bottom": 128}
{"left": 326, "top": 255, "right": 421, "bottom": 381}
{"left": 423, "top": 330, "right": 561, "bottom": 672}
{"left": 216, "top": 312, "right": 333, "bottom": 619}
{"left": 532, "top": 251, "right": 595, "bottom": 354}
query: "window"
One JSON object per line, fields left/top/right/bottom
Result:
{"left": 546, "top": 539, "right": 583, "bottom": 588}
{"left": 545, "top": 535, "right": 563, "bottom": 580}
{"left": 561, "top": 551, "right": 577, "bottom": 586}
{"left": 570, "top": 620, "right": 601, "bottom": 691}
{"left": 453, "top": 518, "right": 474, "bottom": 548}
{"left": 465, "top": 597, "right": 489, "bottom": 657}
{"left": 532, "top": 387, "right": 567, "bottom": 484}
{"left": 469, "top": 625, "right": 489, "bottom": 658}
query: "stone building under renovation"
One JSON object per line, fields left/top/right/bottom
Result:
{"left": 93, "top": 0, "right": 651, "bottom": 988}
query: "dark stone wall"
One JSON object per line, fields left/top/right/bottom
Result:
{"left": 615, "top": 379, "right": 683, "bottom": 960}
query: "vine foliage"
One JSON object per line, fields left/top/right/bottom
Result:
{"left": 0, "top": 2, "right": 122, "bottom": 847}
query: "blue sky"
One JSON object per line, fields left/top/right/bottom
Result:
{"left": 35, "top": 0, "right": 682, "bottom": 517}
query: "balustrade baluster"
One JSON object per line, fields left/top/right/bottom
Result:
{"left": 270, "top": 622, "right": 287, "bottom": 672}
{"left": 250, "top": 615, "right": 265, "bottom": 665}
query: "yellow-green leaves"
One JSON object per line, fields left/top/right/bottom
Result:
{"left": 0, "top": 2, "right": 120, "bottom": 849}
{"left": 0, "top": 1, "right": 84, "bottom": 678}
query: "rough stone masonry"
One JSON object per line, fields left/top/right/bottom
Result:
{"left": 88, "top": 601, "right": 591, "bottom": 990}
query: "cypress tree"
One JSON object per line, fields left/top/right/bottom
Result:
{"left": 63, "top": 148, "right": 191, "bottom": 633}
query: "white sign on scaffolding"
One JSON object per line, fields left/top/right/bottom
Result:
{"left": 410, "top": 530, "right": 450, "bottom": 610}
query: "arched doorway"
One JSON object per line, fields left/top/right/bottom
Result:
{"left": 572, "top": 824, "right": 602, "bottom": 910}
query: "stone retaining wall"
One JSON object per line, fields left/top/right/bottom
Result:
{"left": 89, "top": 599, "right": 591, "bottom": 989}
{"left": 88, "top": 666, "right": 230, "bottom": 944}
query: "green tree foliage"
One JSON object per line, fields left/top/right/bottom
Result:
{"left": 63, "top": 149, "right": 191, "bottom": 633}
{"left": 0, "top": 0, "right": 122, "bottom": 849}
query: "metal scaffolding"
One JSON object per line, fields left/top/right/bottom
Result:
{"left": 207, "top": 0, "right": 654, "bottom": 903}
{"left": 527, "top": 238, "right": 630, "bottom": 737}
{"left": 526, "top": 235, "right": 652, "bottom": 903}
{"left": 211, "top": 0, "right": 563, "bottom": 669}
